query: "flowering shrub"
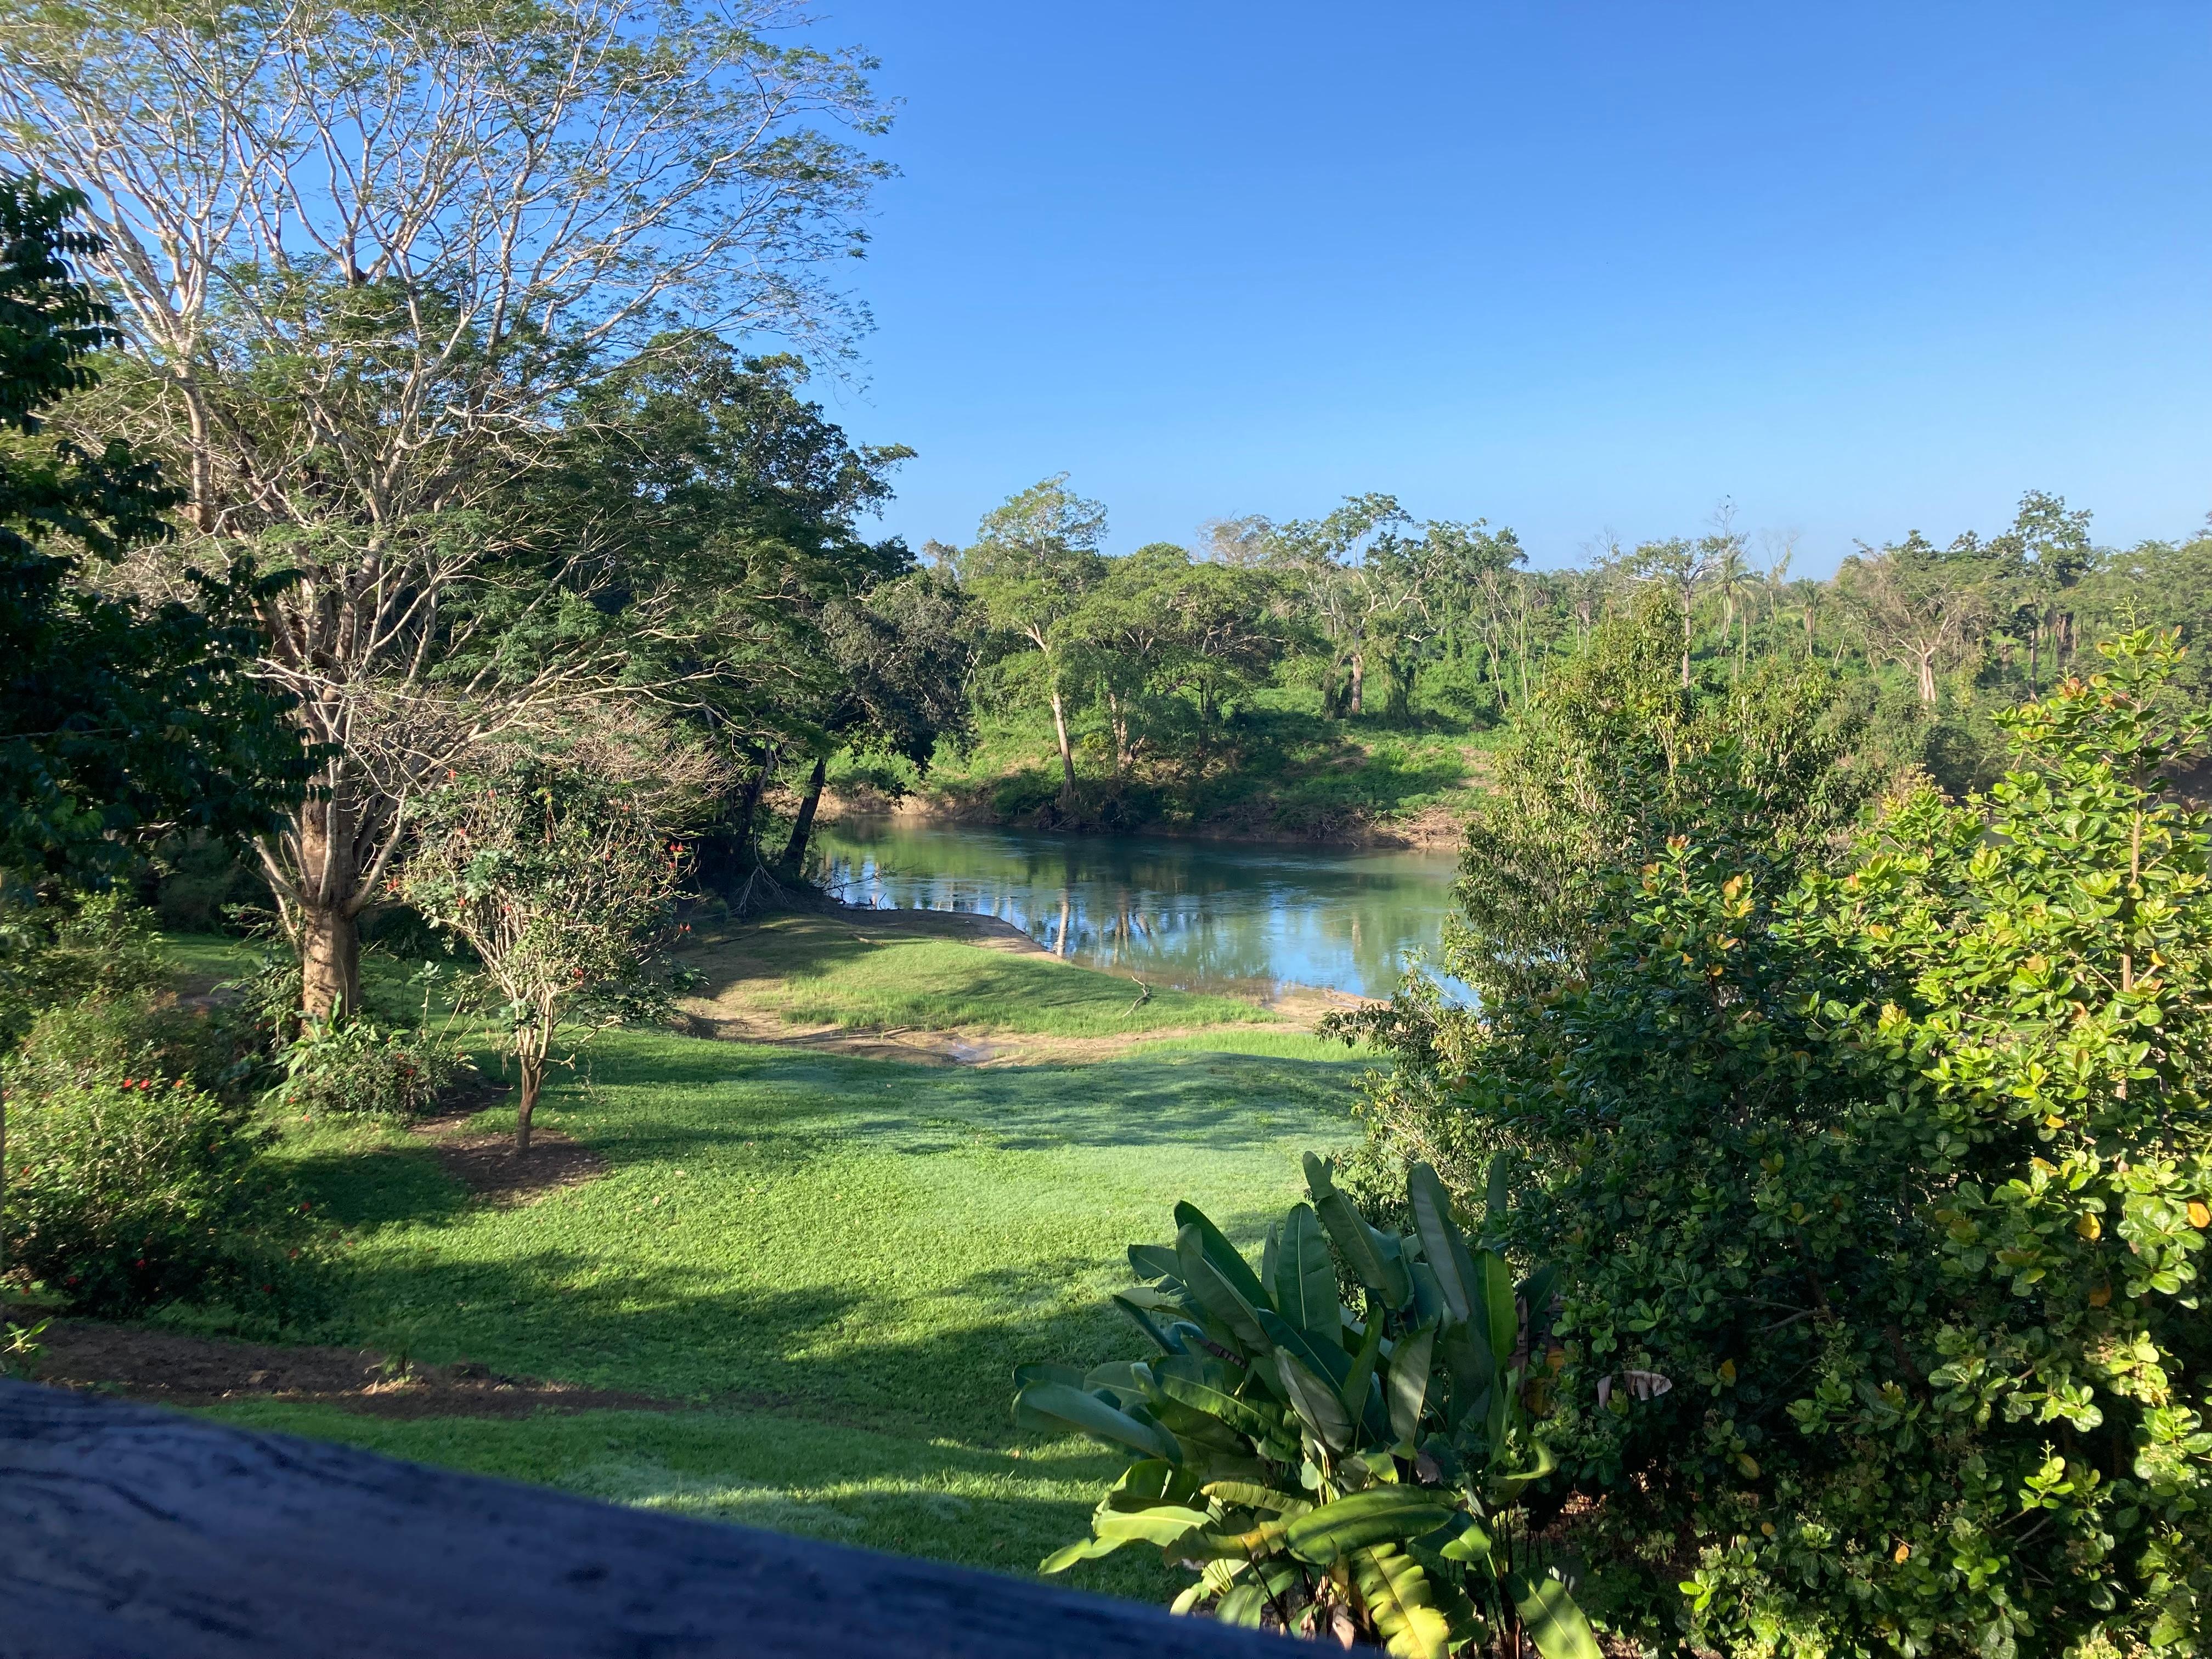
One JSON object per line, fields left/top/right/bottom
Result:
{"left": 3, "top": 1068, "right": 314, "bottom": 1316}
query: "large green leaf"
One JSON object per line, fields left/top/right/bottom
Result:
{"left": 1273, "top": 1347, "right": 1355, "bottom": 1451}
{"left": 1350, "top": 1543, "right": 1453, "bottom": 1659}
{"left": 1173, "top": 1200, "right": 1273, "bottom": 1311}
{"left": 1092, "top": 1503, "right": 1211, "bottom": 1548}
{"left": 1012, "top": 1363, "right": 1086, "bottom": 1391}
{"left": 1040, "top": 1533, "right": 1136, "bottom": 1572}
{"left": 1273, "top": 1203, "right": 1341, "bottom": 1346}
{"left": 1202, "top": 1480, "right": 1314, "bottom": 1516}
{"left": 1014, "top": 1381, "right": 1181, "bottom": 1462}
{"left": 1342, "top": 1304, "right": 1386, "bottom": 1436}
{"left": 1483, "top": 1150, "right": 1511, "bottom": 1242}
{"left": 1283, "top": 1486, "right": 1458, "bottom": 1565}
{"left": 1152, "top": 1353, "right": 1279, "bottom": 1441}
{"left": 1507, "top": 1571, "right": 1603, "bottom": 1659}
{"left": 1104, "top": 1458, "right": 1203, "bottom": 1507}
{"left": 1472, "top": 1246, "right": 1518, "bottom": 1379}
{"left": 1110, "top": 1291, "right": 1181, "bottom": 1354}
{"left": 1386, "top": 1323, "right": 1436, "bottom": 1447}
{"left": 1085, "top": 1361, "right": 1153, "bottom": 1400}
{"left": 1518, "top": 1262, "right": 1562, "bottom": 1335}
{"left": 1260, "top": 1217, "right": 1281, "bottom": 1297}
{"left": 1177, "top": 1224, "right": 1272, "bottom": 1353}
{"left": 1128, "top": 1242, "right": 1181, "bottom": 1283}
{"left": 1409, "top": 1163, "right": 1481, "bottom": 1333}
{"left": 1256, "top": 1306, "right": 1350, "bottom": 1389}
{"left": 1306, "top": 1153, "right": 1413, "bottom": 1308}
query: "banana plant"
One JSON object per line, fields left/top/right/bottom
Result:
{"left": 1013, "top": 1153, "right": 1598, "bottom": 1659}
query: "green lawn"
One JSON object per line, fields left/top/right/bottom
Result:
{"left": 695, "top": 915, "right": 1274, "bottom": 1036}
{"left": 162, "top": 932, "right": 1362, "bottom": 1598}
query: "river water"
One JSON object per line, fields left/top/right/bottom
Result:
{"left": 810, "top": 818, "right": 1466, "bottom": 1003}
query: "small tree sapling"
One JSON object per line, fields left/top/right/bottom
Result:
{"left": 403, "top": 758, "right": 690, "bottom": 1154}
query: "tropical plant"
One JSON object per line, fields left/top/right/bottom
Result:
{"left": 402, "top": 754, "right": 692, "bottom": 1152}
{"left": 1013, "top": 1153, "right": 1600, "bottom": 1659}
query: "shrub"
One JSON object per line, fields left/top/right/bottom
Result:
{"left": 1342, "top": 632, "right": 2212, "bottom": 1656}
{"left": 16, "top": 989, "right": 272, "bottom": 1105}
{"left": 1015, "top": 1154, "right": 1598, "bottom": 1659}
{"left": 3, "top": 1068, "right": 312, "bottom": 1316}
{"left": 274, "top": 1013, "right": 467, "bottom": 1118}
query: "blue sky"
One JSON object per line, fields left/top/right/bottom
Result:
{"left": 796, "top": 2, "right": 2210, "bottom": 574}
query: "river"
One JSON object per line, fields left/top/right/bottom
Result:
{"left": 810, "top": 818, "right": 1466, "bottom": 1003}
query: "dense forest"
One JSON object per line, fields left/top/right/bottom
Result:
{"left": 862, "top": 477, "right": 2212, "bottom": 838}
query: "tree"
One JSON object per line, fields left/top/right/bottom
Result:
{"left": 1838, "top": 529, "right": 1994, "bottom": 703}
{"left": 961, "top": 475, "right": 1108, "bottom": 809}
{"left": 402, "top": 754, "right": 691, "bottom": 1154}
{"left": 0, "top": 176, "right": 307, "bottom": 1269}
{"left": 1265, "top": 494, "right": 1409, "bottom": 716}
{"left": 0, "top": 0, "right": 891, "bottom": 1018}
{"left": 780, "top": 569, "right": 975, "bottom": 871}
{"left": 527, "top": 341, "right": 920, "bottom": 890}
{"left": 1340, "top": 631, "right": 2212, "bottom": 1656}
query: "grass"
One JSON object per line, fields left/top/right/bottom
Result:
{"left": 685, "top": 911, "right": 1274, "bottom": 1037}
{"left": 152, "top": 926, "right": 1363, "bottom": 1599}
{"left": 873, "top": 690, "right": 1496, "bottom": 838}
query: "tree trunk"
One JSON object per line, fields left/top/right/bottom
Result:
{"left": 1048, "top": 689, "right": 1077, "bottom": 806}
{"left": 733, "top": 749, "right": 775, "bottom": 859}
{"left": 780, "top": 755, "right": 828, "bottom": 871}
{"left": 1349, "top": 652, "right": 1364, "bottom": 715}
{"left": 1105, "top": 691, "right": 1128, "bottom": 780}
{"left": 515, "top": 1057, "right": 541, "bottom": 1154}
{"left": 295, "top": 794, "right": 365, "bottom": 1021}
{"left": 300, "top": 901, "right": 361, "bottom": 1023}
{"left": 1917, "top": 651, "right": 1937, "bottom": 704}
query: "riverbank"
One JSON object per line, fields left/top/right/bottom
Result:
{"left": 828, "top": 698, "right": 1491, "bottom": 846}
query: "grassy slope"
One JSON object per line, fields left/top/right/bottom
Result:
{"left": 690, "top": 911, "right": 1272, "bottom": 1036}
{"left": 839, "top": 689, "right": 1492, "bottom": 838}
{"left": 163, "top": 933, "right": 1362, "bottom": 1599}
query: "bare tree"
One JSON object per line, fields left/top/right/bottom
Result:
{"left": 0, "top": 0, "right": 889, "bottom": 1015}
{"left": 1837, "top": 533, "right": 1991, "bottom": 703}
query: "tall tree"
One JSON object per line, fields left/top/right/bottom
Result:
{"left": 961, "top": 475, "right": 1107, "bottom": 809}
{"left": 0, "top": 0, "right": 890, "bottom": 1017}
{"left": 0, "top": 177, "right": 306, "bottom": 1269}
{"left": 1837, "top": 529, "right": 1994, "bottom": 703}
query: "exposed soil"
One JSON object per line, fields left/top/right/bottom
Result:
{"left": 411, "top": 1100, "right": 609, "bottom": 1206}
{"left": 27, "top": 1319, "right": 672, "bottom": 1419}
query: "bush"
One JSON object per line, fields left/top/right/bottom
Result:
{"left": 1015, "top": 1154, "right": 1598, "bottom": 1657}
{"left": 3, "top": 1065, "right": 313, "bottom": 1316}
{"left": 1344, "top": 632, "right": 2212, "bottom": 1656}
{"left": 15, "top": 989, "right": 272, "bottom": 1105}
{"left": 274, "top": 1013, "right": 467, "bottom": 1118}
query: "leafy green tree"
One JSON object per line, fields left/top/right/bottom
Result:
{"left": 0, "top": 176, "right": 307, "bottom": 1274}
{"left": 1266, "top": 494, "right": 1410, "bottom": 717}
{"left": 961, "top": 475, "right": 1109, "bottom": 809}
{"left": 1346, "top": 631, "right": 2212, "bottom": 1657}
{"left": 0, "top": 0, "right": 892, "bottom": 1018}
{"left": 781, "top": 569, "right": 975, "bottom": 871}
{"left": 1838, "top": 528, "right": 1995, "bottom": 703}
{"left": 402, "top": 755, "right": 691, "bottom": 1154}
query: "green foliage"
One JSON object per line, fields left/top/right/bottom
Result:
{"left": 274, "top": 1014, "right": 469, "bottom": 1119}
{"left": 4, "top": 1002, "right": 315, "bottom": 1317}
{"left": 1015, "top": 1154, "right": 1597, "bottom": 1658}
{"left": 0, "top": 174, "right": 307, "bottom": 879}
{"left": 403, "top": 754, "right": 690, "bottom": 1146}
{"left": 1349, "top": 631, "right": 2212, "bottom": 1656}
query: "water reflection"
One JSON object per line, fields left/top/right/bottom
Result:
{"left": 810, "top": 819, "right": 1468, "bottom": 1002}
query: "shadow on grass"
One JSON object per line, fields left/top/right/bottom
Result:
{"left": 563, "top": 1037, "right": 1361, "bottom": 1159}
